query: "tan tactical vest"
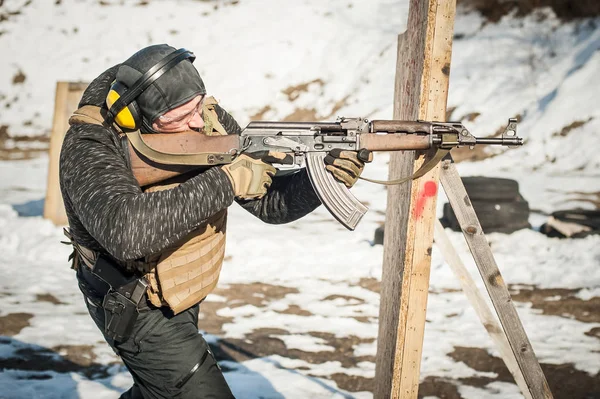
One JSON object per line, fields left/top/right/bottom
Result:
{"left": 69, "top": 96, "right": 229, "bottom": 315}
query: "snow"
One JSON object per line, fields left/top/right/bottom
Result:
{"left": 1, "top": 1, "right": 599, "bottom": 398}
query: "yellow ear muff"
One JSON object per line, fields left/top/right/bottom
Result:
{"left": 106, "top": 81, "right": 142, "bottom": 130}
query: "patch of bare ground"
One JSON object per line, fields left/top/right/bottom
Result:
{"left": 463, "top": 112, "right": 481, "bottom": 122}
{"left": 199, "top": 282, "right": 299, "bottom": 334}
{"left": 585, "top": 327, "right": 600, "bottom": 339}
{"left": 509, "top": 285, "right": 600, "bottom": 323}
{"left": 449, "top": 346, "right": 600, "bottom": 398}
{"left": 52, "top": 345, "right": 100, "bottom": 369}
{"left": 36, "top": 293, "right": 65, "bottom": 305}
{"left": 0, "top": 0, "right": 33, "bottom": 24}
{"left": 249, "top": 105, "right": 273, "bottom": 121}
{"left": 12, "top": 69, "right": 26, "bottom": 84}
{"left": 552, "top": 118, "right": 593, "bottom": 137}
{"left": 419, "top": 376, "right": 463, "bottom": 399}
{"left": 0, "top": 312, "right": 116, "bottom": 378}
{"left": 0, "top": 125, "right": 49, "bottom": 161}
{"left": 215, "top": 282, "right": 299, "bottom": 308}
{"left": 457, "top": 0, "right": 600, "bottom": 22}
{"left": 210, "top": 328, "right": 376, "bottom": 381}
{"left": 357, "top": 277, "right": 380, "bottom": 294}
{"left": 322, "top": 294, "right": 366, "bottom": 305}
{"left": 280, "top": 79, "right": 350, "bottom": 122}
{"left": 0, "top": 312, "right": 33, "bottom": 336}
{"left": 202, "top": 280, "right": 599, "bottom": 395}
{"left": 320, "top": 373, "right": 466, "bottom": 396}
{"left": 274, "top": 304, "right": 312, "bottom": 316}
{"left": 282, "top": 79, "right": 325, "bottom": 102}
{"left": 200, "top": 279, "right": 600, "bottom": 396}
{"left": 282, "top": 108, "right": 319, "bottom": 122}
{"left": 0, "top": 339, "right": 115, "bottom": 379}
{"left": 197, "top": 300, "right": 234, "bottom": 336}
{"left": 329, "top": 373, "right": 374, "bottom": 393}
{"left": 327, "top": 95, "right": 350, "bottom": 119}
{"left": 281, "top": 99, "right": 351, "bottom": 121}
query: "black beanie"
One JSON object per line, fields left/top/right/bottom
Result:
{"left": 115, "top": 44, "right": 206, "bottom": 124}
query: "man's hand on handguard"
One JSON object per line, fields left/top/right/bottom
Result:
{"left": 324, "top": 149, "right": 373, "bottom": 188}
{"left": 221, "top": 154, "right": 276, "bottom": 200}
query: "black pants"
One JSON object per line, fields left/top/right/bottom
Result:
{"left": 77, "top": 269, "right": 235, "bottom": 399}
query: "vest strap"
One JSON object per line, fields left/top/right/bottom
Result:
{"left": 202, "top": 96, "right": 228, "bottom": 136}
{"left": 69, "top": 105, "right": 107, "bottom": 127}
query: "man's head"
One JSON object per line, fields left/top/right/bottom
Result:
{"left": 152, "top": 94, "right": 205, "bottom": 133}
{"left": 107, "top": 44, "right": 206, "bottom": 132}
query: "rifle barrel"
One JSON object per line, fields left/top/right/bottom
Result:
{"left": 475, "top": 137, "right": 523, "bottom": 146}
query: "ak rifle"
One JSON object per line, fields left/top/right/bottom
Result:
{"left": 125, "top": 117, "right": 522, "bottom": 230}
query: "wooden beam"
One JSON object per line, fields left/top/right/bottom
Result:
{"left": 44, "top": 82, "right": 88, "bottom": 225}
{"left": 433, "top": 219, "right": 533, "bottom": 399}
{"left": 440, "top": 160, "right": 553, "bottom": 398}
{"left": 374, "top": 1, "right": 457, "bottom": 398}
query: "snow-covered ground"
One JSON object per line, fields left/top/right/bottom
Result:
{"left": 1, "top": 1, "right": 599, "bottom": 398}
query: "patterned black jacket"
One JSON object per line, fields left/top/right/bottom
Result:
{"left": 59, "top": 65, "right": 321, "bottom": 269}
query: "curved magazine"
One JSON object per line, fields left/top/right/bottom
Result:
{"left": 305, "top": 152, "right": 368, "bottom": 230}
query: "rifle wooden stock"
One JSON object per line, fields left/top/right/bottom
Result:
{"left": 359, "top": 133, "right": 431, "bottom": 151}
{"left": 128, "top": 131, "right": 239, "bottom": 187}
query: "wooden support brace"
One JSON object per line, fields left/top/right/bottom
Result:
{"left": 375, "top": 1, "right": 457, "bottom": 398}
{"left": 433, "top": 219, "right": 533, "bottom": 399}
{"left": 439, "top": 160, "right": 553, "bottom": 398}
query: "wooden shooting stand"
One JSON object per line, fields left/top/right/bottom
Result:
{"left": 374, "top": 1, "right": 553, "bottom": 398}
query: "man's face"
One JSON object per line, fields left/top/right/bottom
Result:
{"left": 152, "top": 95, "right": 205, "bottom": 133}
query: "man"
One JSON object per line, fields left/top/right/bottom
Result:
{"left": 59, "top": 44, "right": 367, "bottom": 398}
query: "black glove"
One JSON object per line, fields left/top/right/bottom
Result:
{"left": 324, "top": 149, "right": 372, "bottom": 188}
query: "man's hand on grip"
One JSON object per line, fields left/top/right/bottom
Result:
{"left": 221, "top": 154, "right": 276, "bottom": 200}
{"left": 324, "top": 149, "right": 372, "bottom": 188}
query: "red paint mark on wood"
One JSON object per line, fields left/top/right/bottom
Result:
{"left": 414, "top": 181, "right": 438, "bottom": 219}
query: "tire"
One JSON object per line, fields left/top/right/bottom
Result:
{"left": 550, "top": 209, "right": 600, "bottom": 230}
{"left": 461, "top": 176, "right": 520, "bottom": 201}
{"left": 373, "top": 225, "right": 385, "bottom": 245}
{"left": 443, "top": 197, "right": 530, "bottom": 233}
{"left": 540, "top": 209, "right": 600, "bottom": 239}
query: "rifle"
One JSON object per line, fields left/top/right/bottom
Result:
{"left": 125, "top": 117, "right": 522, "bottom": 230}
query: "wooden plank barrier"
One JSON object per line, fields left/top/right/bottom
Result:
{"left": 375, "top": 1, "right": 457, "bottom": 397}
{"left": 44, "top": 82, "right": 88, "bottom": 225}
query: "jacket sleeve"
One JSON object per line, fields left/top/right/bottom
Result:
{"left": 214, "top": 104, "right": 322, "bottom": 224}
{"left": 60, "top": 124, "right": 235, "bottom": 261}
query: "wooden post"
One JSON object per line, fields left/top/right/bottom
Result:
{"left": 44, "top": 82, "right": 88, "bottom": 225}
{"left": 375, "top": 1, "right": 457, "bottom": 398}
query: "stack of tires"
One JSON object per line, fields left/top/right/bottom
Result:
{"left": 441, "top": 176, "right": 531, "bottom": 234}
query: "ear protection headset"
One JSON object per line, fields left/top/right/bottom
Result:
{"left": 105, "top": 48, "right": 196, "bottom": 130}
